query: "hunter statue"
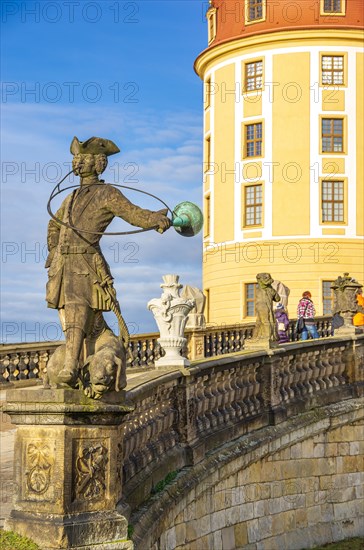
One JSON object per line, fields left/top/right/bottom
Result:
{"left": 45, "top": 136, "right": 170, "bottom": 395}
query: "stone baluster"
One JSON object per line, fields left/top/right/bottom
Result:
{"left": 301, "top": 352, "right": 312, "bottom": 396}
{"left": 9, "top": 353, "right": 20, "bottom": 381}
{"left": 260, "top": 352, "right": 285, "bottom": 419}
{"left": 328, "top": 347, "right": 340, "bottom": 387}
{"left": 222, "top": 369, "right": 236, "bottom": 422}
{"left": 240, "top": 365, "right": 251, "bottom": 417}
{"left": 331, "top": 345, "right": 346, "bottom": 385}
{"left": 230, "top": 367, "right": 243, "bottom": 420}
{"left": 0, "top": 355, "right": 10, "bottom": 383}
{"left": 279, "top": 356, "right": 290, "bottom": 403}
{"left": 201, "top": 375, "right": 215, "bottom": 431}
{"left": 251, "top": 362, "right": 262, "bottom": 414}
{"left": 309, "top": 350, "right": 321, "bottom": 393}
{"left": 28, "top": 351, "right": 39, "bottom": 379}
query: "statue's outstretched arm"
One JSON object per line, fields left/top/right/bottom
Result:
{"left": 108, "top": 187, "right": 170, "bottom": 233}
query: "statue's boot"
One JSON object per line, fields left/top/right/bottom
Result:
{"left": 57, "top": 327, "right": 85, "bottom": 388}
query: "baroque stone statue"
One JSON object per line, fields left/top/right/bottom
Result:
{"left": 246, "top": 272, "right": 281, "bottom": 348}
{"left": 45, "top": 136, "right": 171, "bottom": 395}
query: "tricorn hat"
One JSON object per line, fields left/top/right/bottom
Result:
{"left": 70, "top": 136, "right": 120, "bottom": 156}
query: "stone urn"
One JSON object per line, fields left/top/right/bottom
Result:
{"left": 331, "top": 273, "right": 363, "bottom": 334}
{"left": 148, "top": 274, "right": 195, "bottom": 367}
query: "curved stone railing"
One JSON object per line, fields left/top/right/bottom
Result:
{"left": 0, "top": 316, "right": 334, "bottom": 383}
{"left": 121, "top": 334, "right": 364, "bottom": 511}
{"left": 2, "top": 333, "right": 363, "bottom": 549}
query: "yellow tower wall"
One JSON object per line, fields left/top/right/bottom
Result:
{"left": 199, "top": 30, "right": 364, "bottom": 326}
{"left": 213, "top": 64, "right": 236, "bottom": 244}
{"left": 272, "top": 52, "right": 311, "bottom": 236}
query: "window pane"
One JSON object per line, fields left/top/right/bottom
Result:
{"left": 333, "top": 138, "right": 343, "bottom": 151}
{"left": 247, "top": 125, "right": 254, "bottom": 139}
{"left": 246, "top": 64, "right": 255, "bottom": 76}
{"left": 322, "top": 56, "right": 332, "bottom": 69}
{"left": 322, "top": 138, "right": 331, "bottom": 152}
{"left": 322, "top": 72, "right": 331, "bottom": 84}
{"left": 322, "top": 119, "right": 331, "bottom": 133}
{"left": 256, "top": 207, "right": 262, "bottom": 224}
{"left": 324, "top": 0, "right": 342, "bottom": 11}
{"left": 246, "top": 284, "right": 255, "bottom": 298}
{"left": 333, "top": 119, "right": 343, "bottom": 133}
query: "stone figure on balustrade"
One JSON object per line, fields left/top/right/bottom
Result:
{"left": 249, "top": 272, "right": 281, "bottom": 347}
{"left": 45, "top": 136, "right": 170, "bottom": 396}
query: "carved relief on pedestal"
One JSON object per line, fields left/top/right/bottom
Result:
{"left": 73, "top": 440, "right": 109, "bottom": 503}
{"left": 24, "top": 440, "right": 55, "bottom": 500}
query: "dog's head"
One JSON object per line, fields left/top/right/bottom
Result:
{"left": 84, "top": 348, "right": 124, "bottom": 399}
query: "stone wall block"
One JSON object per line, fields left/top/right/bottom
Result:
{"left": 221, "top": 526, "right": 236, "bottom": 550}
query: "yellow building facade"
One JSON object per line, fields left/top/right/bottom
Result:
{"left": 195, "top": 0, "right": 364, "bottom": 325}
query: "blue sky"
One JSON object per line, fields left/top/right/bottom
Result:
{"left": 0, "top": 0, "right": 208, "bottom": 342}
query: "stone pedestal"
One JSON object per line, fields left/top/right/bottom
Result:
{"left": 187, "top": 329, "right": 205, "bottom": 361}
{"left": 4, "top": 388, "right": 134, "bottom": 550}
{"left": 155, "top": 337, "right": 190, "bottom": 368}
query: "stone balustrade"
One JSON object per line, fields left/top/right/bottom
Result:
{"left": 2, "top": 333, "right": 363, "bottom": 549}
{"left": 121, "top": 334, "right": 364, "bottom": 511}
{"left": 0, "top": 316, "right": 334, "bottom": 384}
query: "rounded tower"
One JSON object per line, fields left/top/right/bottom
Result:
{"left": 195, "top": 0, "right": 364, "bottom": 324}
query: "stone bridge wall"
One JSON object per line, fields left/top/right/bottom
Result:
{"left": 136, "top": 400, "right": 363, "bottom": 550}
{"left": 121, "top": 334, "right": 364, "bottom": 549}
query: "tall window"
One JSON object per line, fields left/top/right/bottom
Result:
{"left": 322, "top": 56, "right": 344, "bottom": 85}
{"left": 322, "top": 181, "right": 344, "bottom": 222}
{"left": 205, "top": 289, "right": 210, "bottom": 323}
{"left": 245, "top": 185, "right": 262, "bottom": 226}
{"left": 322, "top": 281, "right": 334, "bottom": 315}
{"left": 247, "top": 0, "right": 264, "bottom": 22}
{"left": 323, "top": 0, "right": 343, "bottom": 13}
{"left": 245, "top": 283, "right": 257, "bottom": 316}
{"left": 204, "top": 194, "right": 211, "bottom": 237}
{"left": 205, "top": 78, "right": 211, "bottom": 109}
{"left": 245, "top": 61, "right": 263, "bottom": 92}
{"left": 322, "top": 118, "right": 343, "bottom": 153}
{"left": 207, "top": 8, "right": 216, "bottom": 43}
{"left": 245, "top": 122, "right": 262, "bottom": 157}
{"left": 205, "top": 136, "right": 211, "bottom": 171}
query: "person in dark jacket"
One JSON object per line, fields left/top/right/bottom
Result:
{"left": 275, "top": 303, "right": 290, "bottom": 343}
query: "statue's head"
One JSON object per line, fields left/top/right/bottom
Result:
{"left": 256, "top": 272, "right": 274, "bottom": 287}
{"left": 70, "top": 136, "right": 120, "bottom": 178}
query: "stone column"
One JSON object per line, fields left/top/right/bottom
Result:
{"left": 4, "top": 388, "right": 133, "bottom": 550}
